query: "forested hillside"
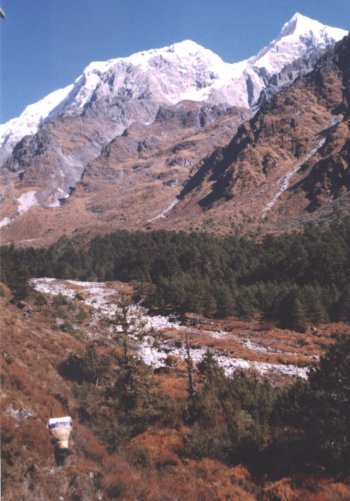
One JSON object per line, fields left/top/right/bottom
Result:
{"left": 1, "top": 218, "right": 350, "bottom": 330}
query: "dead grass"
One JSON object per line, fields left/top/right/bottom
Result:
{"left": 129, "top": 427, "right": 184, "bottom": 467}
{"left": 154, "top": 371, "right": 189, "bottom": 400}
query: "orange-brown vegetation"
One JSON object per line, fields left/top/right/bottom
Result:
{"left": 1, "top": 283, "right": 349, "bottom": 500}
{"left": 262, "top": 478, "right": 350, "bottom": 501}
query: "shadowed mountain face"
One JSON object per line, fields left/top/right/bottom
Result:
{"left": 0, "top": 29, "right": 349, "bottom": 246}
{"left": 169, "top": 34, "right": 350, "bottom": 234}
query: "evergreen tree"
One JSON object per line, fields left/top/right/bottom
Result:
{"left": 278, "top": 290, "right": 307, "bottom": 331}
{"left": 214, "top": 284, "right": 235, "bottom": 318}
{"left": 106, "top": 357, "right": 165, "bottom": 436}
{"left": 302, "top": 285, "right": 329, "bottom": 324}
{"left": 278, "top": 334, "right": 350, "bottom": 474}
{"left": 337, "top": 283, "right": 350, "bottom": 321}
{"left": 103, "top": 293, "right": 146, "bottom": 360}
{"left": 197, "top": 350, "right": 226, "bottom": 387}
{"left": 184, "top": 331, "right": 196, "bottom": 399}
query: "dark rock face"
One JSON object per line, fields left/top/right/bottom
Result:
{"left": 155, "top": 102, "right": 233, "bottom": 128}
{"left": 256, "top": 49, "right": 325, "bottom": 107}
{"left": 5, "top": 132, "right": 52, "bottom": 173}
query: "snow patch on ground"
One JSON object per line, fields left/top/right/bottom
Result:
{"left": 17, "top": 191, "right": 39, "bottom": 216}
{"left": 6, "top": 406, "right": 37, "bottom": 421}
{"left": 0, "top": 217, "right": 11, "bottom": 228}
{"left": 148, "top": 198, "right": 179, "bottom": 222}
{"left": 30, "top": 278, "right": 310, "bottom": 379}
{"left": 262, "top": 138, "right": 326, "bottom": 218}
{"left": 138, "top": 338, "right": 309, "bottom": 379}
{"left": 31, "top": 278, "right": 182, "bottom": 331}
{"left": 203, "top": 329, "right": 230, "bottom": 339}
{"left": 242, "top": 339, "right": 275, "bottom": 354}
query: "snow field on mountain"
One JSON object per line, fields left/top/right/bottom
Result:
{"left": 148, "top": 198, "right": 179, "bottom": 222}
{"left": 17, "top": 191, "right": 39, "bottom": 215}
{"left": 0, "top": 217, "right": 11, "bottom": 229}
{"left": 0, "top": 85, "right": 73, "bottom": 150}
{"left": 1, "top": 13, "right": 346, "bottom": 162}
{"left": 0, "top": 190, "right": 39, "bottom": 229}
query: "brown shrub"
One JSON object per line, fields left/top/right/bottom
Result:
{"left": 129, "top": 427, "right": 184, "bottom": 467}
{"left": 264, "top": 478, "right": 297, "bottom": 501}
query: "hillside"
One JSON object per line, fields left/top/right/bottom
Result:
{"left": 2, "top": 279, "right": 350, "bottom": 500}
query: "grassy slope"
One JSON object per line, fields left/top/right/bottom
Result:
{"left": 1, "top": 284, "right": 349, "bottom": 500}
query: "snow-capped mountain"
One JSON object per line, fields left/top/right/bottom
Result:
{"left": 0, "top": 13, "right": 347, "bottom": 163}
{"left": 0, "top": 27, "right": 349, "bottom": 246}
{"left": 250, "top": 12, "right": 347, "bottom": 74}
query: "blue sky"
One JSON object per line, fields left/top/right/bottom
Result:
{"left": 0, "top": 0, "right": 349, "bottom": 122}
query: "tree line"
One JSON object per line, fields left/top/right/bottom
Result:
{"left": 1, "top": 218, "right": 350, "bottom": 329}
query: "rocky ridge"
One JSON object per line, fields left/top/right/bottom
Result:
{"left": 166, "top": 33, "right": 350, "bottom": 234}
{"left": 0, "top": 15, "right": 348, "bottom": 245}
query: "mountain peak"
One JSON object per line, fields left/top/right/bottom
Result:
{"left": 167, "top": 39, "right": 206, "bottom": 53}
{"left": 280, "top": 12, "right": 322, "bottom": 37}
{"left": 280, "top": 12, "right": 347, "bottom": 39}
{"left": 251, "top": 13, "right": 348, "bottom": 76}
{"left": 123, "top": 38, "right": 223, "bottom": 68}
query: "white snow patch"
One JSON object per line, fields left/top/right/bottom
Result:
{"left": 242, "top": 339, "right": 274, "bottom": 354}
{"left": 0, "top": 217, "right": 11, "bottom": 228}
{"left": 30, "top": 278, "right": 182, "bottom": 331}
{"left": 204, "top": 329, "right": 230, "bottom": 339}
{"left": 262, "top": 138, "right": 326, "bottom": 218}
{"left": 138, "top": 336, "right": 169, "bottom": 366}
{"left": 17, "top": 191, "right": 39, "bottom": 216}
{"left": 30, "top": 278, "right": 310, "bottom": 379}
{"left": 138, "top": 338, "right": 309, "bottom": 379}
{"left": 219, "top": 356, "right": 309, "bottom": 379}
{"left": 148, "top": 198, "right": 179, "bottom": 222}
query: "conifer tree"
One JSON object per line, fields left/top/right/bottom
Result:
{"left": 278, "top": 334, "right": 350, "bottom": 474}
{"left": 103, "top": 293, "right": 146, "bottom": 360}
{"left": 184, "top": 331, "right": 196, "bottom": 399}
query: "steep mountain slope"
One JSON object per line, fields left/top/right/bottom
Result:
{"left": 163, "top": 33, "right": 350, "bottom": 234}
{"left": 0, "top": 103, "right": 249, "bottom": 245}
{"left": 0, "top": 15, "right": 348, "bottom": 245}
